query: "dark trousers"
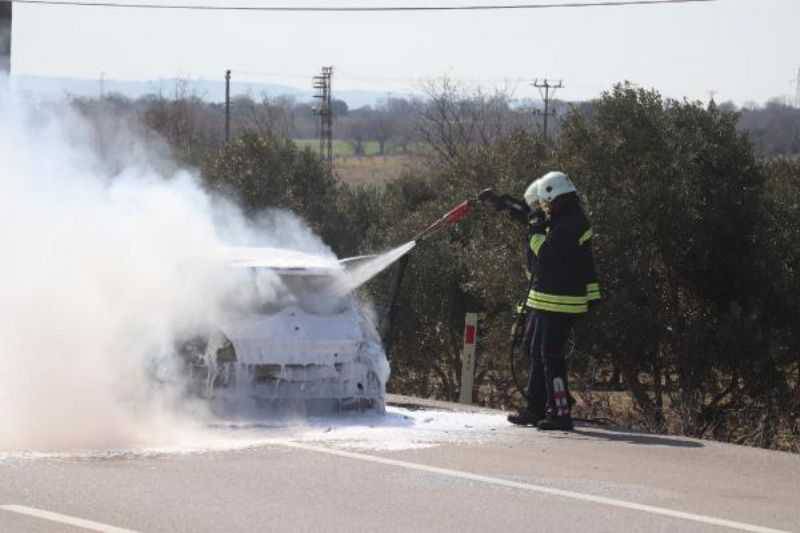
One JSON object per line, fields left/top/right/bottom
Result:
{"left": 523, "top": 311, "right": 576, "bottom": 418}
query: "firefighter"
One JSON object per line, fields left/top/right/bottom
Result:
{"left": 479, "top": 179, "right": 547, "bottom": 425}
{"left": 480, "top": 171, "right": 600, "bottom": 430}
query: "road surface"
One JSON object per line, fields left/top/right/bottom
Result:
{"left": 1, "top": 395, "right": 797, "bottom": 533}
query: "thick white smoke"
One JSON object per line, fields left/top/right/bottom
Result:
{"left": 0, "top": 81, "right": 334, "bottom": 452}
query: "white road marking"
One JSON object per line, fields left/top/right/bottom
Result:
{"left": 281, "top": 441, "right": 790, "bottom": 533}
{"left": 0, "top": 505, "right": 139, "bottom": 533}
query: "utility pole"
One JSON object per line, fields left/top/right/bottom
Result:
{"left": 793, "top": 67, "right": 800, "bottom": 108}
{"left": 1, "top": 2, "right": 11, "bottom": 75}
{"left": 313, "top": 66, "right": 334, "bottom": 169}
{"left": 224, "top": 69, "right": 231, "bottom": 143}
{"left": 532, "top": 78, "right": 563, "bottom": 142}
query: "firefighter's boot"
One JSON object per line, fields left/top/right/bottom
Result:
{"left": 538, "top": 373, "right": 573, "bottom": 430}
{"left": 536, "top": 414, "right": 574, "bottom": 431}
{"left": 507, "top": 408, "right": 545, "bottom": 426}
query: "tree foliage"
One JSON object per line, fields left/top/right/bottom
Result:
{"left": 557, "top": 84, "right": 797, "bottom": 445}
{"left": 368, "top": 83, "right": 799, "bottom": 449}
{"left": 201, "top": 133, "right": 342, "bottom": 249}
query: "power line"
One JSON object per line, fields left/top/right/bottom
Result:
{"left": 9, "top": 0, "right": 717, "bottom": 12}
{"left": 235, "top": 67, "right": 530, "bottom": 86}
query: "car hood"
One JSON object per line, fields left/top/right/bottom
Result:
{"left": 219, "top": 306, "right": 365, "bottom": 366}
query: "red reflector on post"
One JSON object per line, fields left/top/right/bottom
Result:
{"left": 465, "top": 325, "right": 476, "bottom": 345}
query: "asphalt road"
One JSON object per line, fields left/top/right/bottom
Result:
{"left": 1, "top": 398, "right": 798, "bottom": 533}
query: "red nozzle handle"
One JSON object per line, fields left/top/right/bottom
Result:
{"left": 444, "top": 200, "right": 473, "bottom": 224}
{"left": 413, "top": 200, "right": 474, "bottom": 242}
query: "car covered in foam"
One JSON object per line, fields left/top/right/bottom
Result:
{"left": 178, "top": 246, "right": 389, "bottom": 414}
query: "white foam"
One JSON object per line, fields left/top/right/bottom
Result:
{"left": 295, "top": 407, "right": 508, "bottom": 451}
{"left": 333, "top": 241, "right": 416, "bottom": 296}
{"left": 0, "top": 407, "right": 510, "bottom": 461}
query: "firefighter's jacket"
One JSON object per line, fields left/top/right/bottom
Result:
{"left": 527, "top": 200, "right": 601, "bottom": 314}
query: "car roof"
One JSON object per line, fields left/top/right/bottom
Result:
{"left": 224, "top": 246, "right": 346, "bottom": 276}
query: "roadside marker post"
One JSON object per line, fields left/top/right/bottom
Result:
{"left": 459, "top": 313, "right": 478, "bottom": 404}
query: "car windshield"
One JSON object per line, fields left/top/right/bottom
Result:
{"left": 230, "top": 267, "right": 351, "bottom": 315}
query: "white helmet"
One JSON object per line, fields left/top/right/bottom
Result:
{"left": 523, "top": 179, "right": 541, "bottom": 209}
{"left": 536, "top": 171, "right": 576, "bottom": 204}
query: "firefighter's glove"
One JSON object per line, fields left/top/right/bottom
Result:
{"left": 529, "top": 208, "right": 548, "bottom": 226}
{"left": 478, "top": 188, "right": 502, "bottom": 210}
{"left": 529, "top": 217, "right": 549, "bottom": 235}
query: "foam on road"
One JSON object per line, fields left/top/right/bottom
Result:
{"left": 0, "top": 406, "right": 509, "bottom": 461}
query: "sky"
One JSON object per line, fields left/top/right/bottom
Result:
{"left": 9, "top": 0, "right": 800, "bottom": 105}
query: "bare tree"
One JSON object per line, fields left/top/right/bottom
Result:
{"left": 141, "top": 79, "right": 211, "bottom": 164}
{"left": 343, "top": 118, "right": 369, "bottom": 157}
{"left": 369, "top": 107, "right": 396, "bottom": 156}
{"left": 233, "top": 93, "right": 295, "bottom": 139}
{"left": 415, "top": 78, "right": 528, "bottom": 166}
{"left": 387, "top": 97, "right": 420, "bottom": 154}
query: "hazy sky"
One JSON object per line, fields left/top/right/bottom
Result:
{"left": 10, "top": 0, "right": 799, "bottom": 104}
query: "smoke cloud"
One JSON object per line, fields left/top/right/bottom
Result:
{"left": 0, "top": 80, "right": 334, "bottom": 452}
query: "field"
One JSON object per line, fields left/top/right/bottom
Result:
{"left": 294, "top": 138, "right": 384, "bottom": 157}
{"left": 334, "top": 155, "right": 418, "bottom": 186}
{"left": 292, "top": 139, "right": 429, "bottom": 186}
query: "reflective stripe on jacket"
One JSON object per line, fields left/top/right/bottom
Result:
{"left": 527, "top": 199, "right": 600, "bottom": 314}
{"left": 581, "top": 229, "right": 602, "bottom": 303}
